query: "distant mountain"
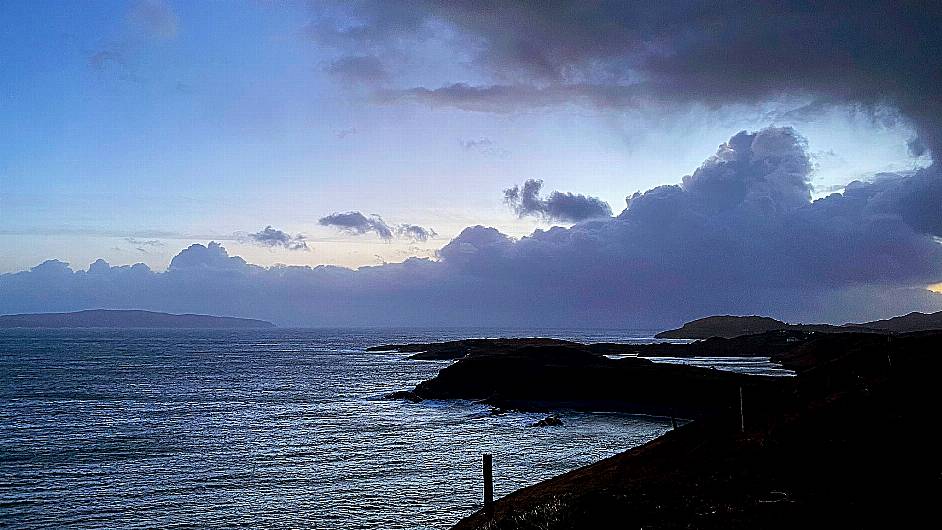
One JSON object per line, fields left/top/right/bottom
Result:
{"left": 859, "top": 311, "right": 942, "bottom": 333}
{"left": 656, "top": 310, "right": 942, "bottom": 339}
{"left": 0, "top": 310, "right": 275, "bottom": 329}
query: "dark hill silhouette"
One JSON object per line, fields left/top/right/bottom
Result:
{"left": 655, "top": 315, "right": 850, "bottom": 338}
{"left": 0, "top": 309, "right": 275, "bottom": 329}
{"left": 655, "top": 311, "right": 942, "bottom": 338}
{"left": 859, "top": 310, "right": 942, "bottom": 333}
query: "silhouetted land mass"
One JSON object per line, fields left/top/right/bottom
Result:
{"left": 372, "top": 331, "right": 814, "bottom": 361}
{"left": 429, "top": 331, "right": 941, "bottom": 529}
{"left": 0, "top": 309, "right": 275, "bottom": 328}
{"left": 655, "top": 310, "right": 942, "bottom": 338}
{"left": 860, "top": 310, "right": 942, "bottom": 332}
{"left": 368, "top": 338, "right": 584, "bottom": 360}
{"left": 406, "top": 343, "right": 791, "bottom": 418}
{"left": 654, "top": 315, "right": 852, "bottom": 338}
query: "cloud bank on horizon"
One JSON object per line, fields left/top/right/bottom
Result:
{"left": 3, "top": 127, "right": 941, "bottom": 327}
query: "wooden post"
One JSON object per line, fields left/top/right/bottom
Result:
{"left": 483, "top": 453, "right": 494, "bottom": 509}
{"left": 739, "top": 386, "right": 745, "bottom": 433}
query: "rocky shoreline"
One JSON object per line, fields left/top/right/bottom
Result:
{"left": 370, "top": 330, "right": 815, "bottom": 361}
{"left": 377, "top": 330, "right": 942, "bottom": 528}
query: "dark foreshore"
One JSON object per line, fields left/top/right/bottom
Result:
{"left": 377, "top": 329, "right": 942, "bottom": 529}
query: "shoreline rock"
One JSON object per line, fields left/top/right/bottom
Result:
{"left": 530, "top": 414, "right": 563, "bottom": 427}
{"left": 383, "top": 390, "right": 423, "bottom": 403}
{"left": 409, "top": 344, "right": 791, "bottom": 419}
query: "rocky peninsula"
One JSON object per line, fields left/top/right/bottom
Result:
{"left": 378, "top": 328, "right": 942, "bottom": 528}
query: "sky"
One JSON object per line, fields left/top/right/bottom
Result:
{"left": 1, "top": 1, "right": 940, "bottom": 327}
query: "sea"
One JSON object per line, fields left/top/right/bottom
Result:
{"left": 0, "top": 328, "right": 791, "bottom": 529}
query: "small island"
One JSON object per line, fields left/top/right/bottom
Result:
{"left": 0, "top": 309, "right": 275, "bottom": 329}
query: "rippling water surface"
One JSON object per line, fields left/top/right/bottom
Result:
{"left": 0, "top": 328, "right": 678, "bottom": 529}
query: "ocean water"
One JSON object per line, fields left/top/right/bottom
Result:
{"left": 0, "top": 328, "right": 678, "bottom": 529}
{"left": 0, "top": 328, "right": 790, "bottom": 529}
{"left": 644, "top": 356, "right": 795, "bottom": 377}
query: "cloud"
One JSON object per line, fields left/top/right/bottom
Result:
{"left": 505, "top": 179, "right": 612, "bottom": 222}
{"left": 85, "top": 0, "right": 178, "bottom": 83}
{"left": 311, "top": 1, "right": 942, "bottom": 158}
{"left": 88, "top": 50, "right": 125, "bottom": 73}
{"left": 377, "top": 83, "right": 642, "bottom": 113}
{"left": 245, "top": 226, "right": 310, "bottom": 251}
{"left": 169, "top": 242, "right": 251, "bottom": 271}
{"left": 125, "top": 237, "right": 164, "bottom": 247}
{"left": 4, "top": 128, "right": 941, "bottom": 327}
{"left": 460, "top": 138, "right": 510, "bottom": 158}
{"left": 336, "top": 127, "right": 358, "bottom": 139}
{"left": 678, "top": 127, "right": 812, "bottom": 214}
{"left": 319, "top": 211, "right": 394, "bottom": 240}
{"left": 129, "top": 0, "right": 178, "bottom": 39}
{"left": 318, "top": 211, "right": 437, "bottom": 242}
{"left": 325, "top": 55, "right": 390, "bottom": 85}
{"left": 396, "top": 224, "right": 437, "bottom": 242}
{"left": 87, "top": 49, "right": 141, "bottom": 83}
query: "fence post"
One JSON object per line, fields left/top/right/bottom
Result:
{"left": 483, "top": 453, "right": 493, "bottom": 509}
{"left": 739, "top": 386, "right": 745, "bottom": 432}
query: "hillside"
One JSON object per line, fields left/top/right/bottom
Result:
{"left": 860, "top": 310, "right": 942, "bottom": 332}
{"left": 654, "top": 315, "right": 848, "bottom": 339}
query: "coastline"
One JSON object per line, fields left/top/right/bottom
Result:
{"left": 381, "top": 331, "right": 942, "bottom": 528}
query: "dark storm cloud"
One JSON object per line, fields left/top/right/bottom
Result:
{"left": 245, "top": 226, "right": 310, "bottom": 251}
{"left": 319, "top": 212, "right": 394, "bottom": 240}
{"left": 311, "top": 1, "right": 942, "bottom": 156}
{"left": 7, "top": 127, "right": 939, "bottom": 327}
{"left": 505, "top": 179, "right": 612, "bottom": 222}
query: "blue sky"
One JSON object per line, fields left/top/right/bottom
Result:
{"left": 0, "top": 1, "right": 929, "bottom": 275}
